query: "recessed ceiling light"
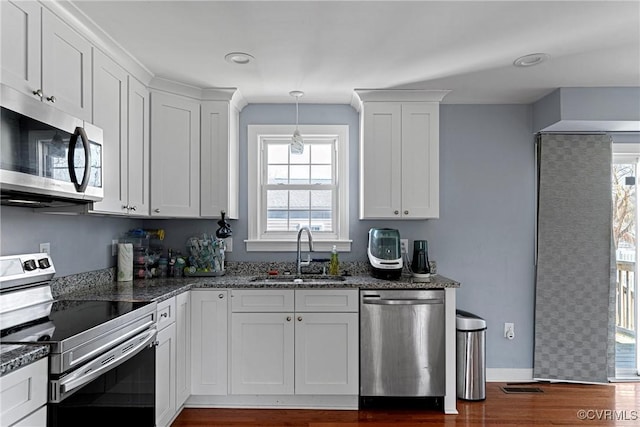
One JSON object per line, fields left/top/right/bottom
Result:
{"left": 224, "top": 52, "right": 254, "bottom": 65}
{"left": 513, "top": 53, "right": 549, "bottom": 68}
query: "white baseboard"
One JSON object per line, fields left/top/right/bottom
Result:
{"left": 486, "top": 368, "right": 534, "bottom": 382}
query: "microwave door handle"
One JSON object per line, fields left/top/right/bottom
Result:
{"left": 67, "top": 127, "right": 91, "bottom": 192}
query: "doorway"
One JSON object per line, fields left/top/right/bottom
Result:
{"left": 612, "top": 144, "right": 640, "bottom": 379}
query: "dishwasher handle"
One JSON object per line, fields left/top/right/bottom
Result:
{"left": 362, "top": 297, "right": 443, "bottom": 305}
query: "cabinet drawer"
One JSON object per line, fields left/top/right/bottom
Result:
{"left": 231, "top": 289, "right": 294, "bottom": 312}
{"left": 295, "top": 289, "right": 359, "bottom": 312}
{"left": 156, "top": 296, "right": 176, "bottom": 330}
{"left": 0, "top": 358, "right": 47, "bottom": 427}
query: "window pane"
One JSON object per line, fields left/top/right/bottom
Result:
{"left": 268, "top": 144, "right": 289, "bottom": 164}
{"left": 267, "top": 165, "right": 288, "bottom": 184}
{"left": 290, "top": 190, "right": 310, "bottom": 208}
{"left": 311, "top": 144, "right": 332, "bottom": 164}
{"left": 267, "top": 190, "right": 288, "bottom": 209}
{"left": 311, "top": 165, "right": 332, "bottom": 184}
{"left": 290, "top": 165, "right": 309, "bottom": 184}
{"left": 266, "top": 209, "right": 289, "bottom": 231}
{"left": 311, "top": 190, "right": 332, "bottom": 209}
{"left": 290, "top": 146, "right": 310, "bottom": 164}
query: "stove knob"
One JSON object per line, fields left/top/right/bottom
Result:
{"left": 38, "top": 258, "right": 51, "bottom": 269}
{"left": 23, "top": 259, "right": 37, "bottom": 271}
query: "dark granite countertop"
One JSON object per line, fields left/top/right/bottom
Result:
{"left": 57, "top": 273, "right": 459, "bottom": 303}
{"left": 1, "top": 344, "right": 49, "bottom": 377}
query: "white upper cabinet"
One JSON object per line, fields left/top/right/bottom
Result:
{"left": 41, "top": 8, "right": 92, "bottom": 121}
{"left": 150, "top": 91, "right": 200, "bottom": 217}
{"left": 91, "top": 50, "right": 149, "bottom": 216}
{"left": 200, "top": 100, "right": 239, "bottom": 219}
{"left": 356, "top": 89, "right": 449, "bottom": 219}
{"left": 1, "top": 0, "right": 41, "bottom": 99}
{"left": 91, "top": 49, "right": 128, "bottom": 214}
{"left": 126, "top": 76, "right": 150, "bottom": 215}
{"left": 2, "top": 2, "right": 92, "bottom": 121}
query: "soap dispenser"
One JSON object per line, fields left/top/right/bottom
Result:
{"left": 329, "top": 245, "right": 340, "bottom": 275}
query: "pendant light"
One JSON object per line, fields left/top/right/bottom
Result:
{"left": 290, "top": 90, "right": 304, "bottom": 154}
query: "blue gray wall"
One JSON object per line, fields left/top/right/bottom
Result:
{"left": 0, "top": 206, "right": 142, "bottom": 277}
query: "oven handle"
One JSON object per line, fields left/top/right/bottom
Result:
{"left": 362, "top": 298, "right": 443, "bottom": 305}
{"left": 68, "top": 318, "right": 155, "bottom": 369}
{"left": 51, "top": 327, "right": 156, "bottom": 403}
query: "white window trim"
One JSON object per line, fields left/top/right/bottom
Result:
{"left": 246, "top": 124, "right": 351, "bottom": 252}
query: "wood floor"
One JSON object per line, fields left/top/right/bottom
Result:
{"left": 171, "top": 382, "right": 640, "bottom": 426}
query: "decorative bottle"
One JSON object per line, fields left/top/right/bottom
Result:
{"left": 329, "top": 245, "right": 340, "bottom": 276}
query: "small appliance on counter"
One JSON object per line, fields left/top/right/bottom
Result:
{"left": 409, "top": 239, "right": 431, "bottom": 282}
{"left": 367, "top": 228, "right": 403, "bottom": 280}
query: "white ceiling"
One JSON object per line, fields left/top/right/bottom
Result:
{"left": 69, "top": 0, "right": 640, "bottom": 105}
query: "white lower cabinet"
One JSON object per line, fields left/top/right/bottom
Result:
{"left": 230, "top": 289, "right": 359, "bottom": 396}
{"left": 191, "top": 290, "right": 228, "bottom": 395}
{"left": 156, "top": 292, "right": 190, "bottom": 427}
{"left": 0, "top": 357, "right": 47, "bottom": 427}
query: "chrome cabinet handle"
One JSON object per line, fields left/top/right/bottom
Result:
{"left": 160, "top": 313, "right": 168, "bottom": 318}
{"left": 46, "top": 95, "right": 56, "bottom": 103}
{"left": 218, "top": 293, "right": 224, "bottom": 299}
{"left": 33, "top": 89, "right": 43, "bottom": 98}
{"left": 394, "top": 210, "right": 399, "bottom": 215}
{"left": 129, "top": 206, "right": 136, "bottom": 211}
{"left": 154, "top": 208, "right": 160, "bottom": 213}
{"left": 404, "top": 210, "right": 409, "bottom": 215}
{"left": 286, "top": 316, "right": 292, "bottom": 322}
{"left": 122, "top": 205, "right": 128, "bottom": 210}
{"left": 297, "top": 316, "right": 302, "bottom": 322}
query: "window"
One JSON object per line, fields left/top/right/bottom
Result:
{"left": 247, "top": 125, "right": 351, "bottom": 252}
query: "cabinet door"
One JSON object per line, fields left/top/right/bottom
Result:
{"left": 91, "top": 49, "right": 128, "bottom": 214}
{"left": 127, "top": 76, "right": 150, "bottom": 215}
{"left": 230, "top": 313, "right": 294, "bottom": 395}
{"left": 191, "top": 290, "right": 228, "bottom": 396}
{"left": 175, "top": 291, "right": 191, "bottom": 407}
{"left": 294, "top": 312, "right": 359, "bottom": 395}
{"left": 0, "top": 358, "right": 47, "bottom": 427}
{"left": 401, "top": 103, "right": 439, "bottom": 218}
{"left": 150, "top": 91, "right": 200, "bottom": 217}
{"left": 1, "top": 0, "right": 41, "bottom": 99}
{"left": 201, "top": 101, "right": 235, "bottom": 218}
{"left": 155, "top": 322, "right": 176, "bottom": 427}
{"left": 41, "top": 8, "right": 92, "bottom": 121}
{"left": 359, "top": 102, "right": 402, "bottom": 219}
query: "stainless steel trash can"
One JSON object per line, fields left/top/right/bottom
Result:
{"left": 456, "top": 310, "right": 486, "bottom": 400}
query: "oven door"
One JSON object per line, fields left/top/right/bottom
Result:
{"left": 48, "top": 328, "right": 156, "bottom": 427}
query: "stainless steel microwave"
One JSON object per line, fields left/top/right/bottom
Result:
{"left": 0, "top": 85, "right": 103, "bottom": 207}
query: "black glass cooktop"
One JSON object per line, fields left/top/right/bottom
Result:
{"left": 1, "top": 299, "right": 152, "bottom": 343}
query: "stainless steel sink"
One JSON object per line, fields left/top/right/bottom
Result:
{"left": 249, "top": 275, "right": 346, "bottom": 283}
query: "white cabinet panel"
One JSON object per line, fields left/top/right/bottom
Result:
{"left": 126, "top": 76, "right": 150, "bottom": 215}
{"left": 91, "top": 49, "right": 128, "bottom": 214}
{"left": 200, "top": 101, "right": 239, "bottom": 219}
{"left": 175, "top": 291, "right": 191, "bottom": 408}
{"left": 150, "top": 91, "right": 200, "bottom": 217}
{"left": 0, "top": 358, "right": 47, "bottom": 427}
{"left": 359, "top": 99, "right": 440, "bottom": 219}
{"left": 230, "top": 312, "right": 294, "bottom": 395}
{"left": 231, "top": 289, "right": 294, "bottom": 312}
{"left": 295, "top": 289, "right": 359, "bottom": 312}
{"left": 41, "top": 8, "right": 92, "bottom": 121}
{"left": 1, "top": 0, "right": 41, "bottom": 98}
{"left": 155, "top": 322, "right": 176, "bottom": 427}
{"left": 294, "top": 312, "right": 358, "bottom": 395}
{"left": 191, "top": 290, "right": 228, "bottom": 396}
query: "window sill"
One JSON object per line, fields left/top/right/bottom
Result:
{"left": 244, "top": 239, "right": 352, "bottom": 253}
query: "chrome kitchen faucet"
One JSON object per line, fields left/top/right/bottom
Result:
{"left": 296, "top": 226, "right": 314, "bottom": 275}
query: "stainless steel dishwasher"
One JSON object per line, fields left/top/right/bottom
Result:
{"left": 360, "top": 290, "right": 445, "bottom": 398}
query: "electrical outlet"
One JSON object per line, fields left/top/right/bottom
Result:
{"left": 400, "top": 239, "right": 408, "bottom": 254}
{"left": 112, "top": 239, "right": 119, "bottom": 256}
{"left": 40, "top": 242, "right": 50, "bottom": 255}
{"left": 504, "top": 322, "right": 515, "bottom": 340}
